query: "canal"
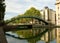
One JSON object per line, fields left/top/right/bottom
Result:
{"left": 6, "top": 36, "right": 56, "bottom": 43}
{"left": 6, "top": 31, "right": 56, "bottom": 43}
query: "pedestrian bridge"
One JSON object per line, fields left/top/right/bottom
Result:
{"left": 3, "top": 16, "right": 57, "bottom": 43}
{"left": 4, "top": 16, "right": 53, "bottom": 31}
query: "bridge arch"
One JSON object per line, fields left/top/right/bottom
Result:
{"left": 6, "top": 16, "right": 49, "bottom": 39}
{"left": 6, "top": 16, "right": 49, "bottom": 25}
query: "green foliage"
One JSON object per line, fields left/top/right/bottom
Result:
{"left": 23, "top": 7, "right": 41, "bottom": 23}
{"left": 16, "top": 30, "right": 33, "bottom": 38}
{"left": 28, "top": 37, "right": 40, "bottom": 43}
{"left": 24, "top": 7, "right": 41, "bottom": 17}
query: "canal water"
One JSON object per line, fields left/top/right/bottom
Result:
{"left": 6, "top": 29, "right": 56, "bottom": 43}
{"left": 6, "top": 36, "right": 56, "bottom": 43}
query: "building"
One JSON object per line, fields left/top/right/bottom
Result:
{"left": 55, "top": 0, "right": 60, "bottom": 43}
{"left": 40, "top": 6, "right": 56, "bottom": 43}
{"left": 41, "top": 6, "right": 56, "bottom": 24}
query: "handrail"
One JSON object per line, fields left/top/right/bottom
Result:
{"left": 5, "top": 16, "right": 49, "bottom": 25}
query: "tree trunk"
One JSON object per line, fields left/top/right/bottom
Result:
{"left": 0, "top": 27, "right": 7, "bottom": 43}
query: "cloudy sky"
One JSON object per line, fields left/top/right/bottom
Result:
{"left": 4, "top": 0, "right": 56, "bottom": 20}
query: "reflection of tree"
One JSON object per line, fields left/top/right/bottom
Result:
{"left": 5, "top": 7, "right": 42, "bottom": 43}
{"left": 16, "top": 29, "right": 40, "bottom": 43}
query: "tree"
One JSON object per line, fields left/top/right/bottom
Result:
{"left": 24, "top": 7, "right": 41, "bottom": 23}
{"left": 24, "top": 7, "right": 41, "bottom": 17}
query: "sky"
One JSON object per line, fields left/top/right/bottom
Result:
{"left": 4, "top": 0, "right": 56, "bottom": 20}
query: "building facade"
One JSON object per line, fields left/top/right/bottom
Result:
{"left": 55, "top": 0, "right": 60, "bottom": 43}
{"left": 40, "top": 6, "right": 56, "bottom": 43}
{"left": 41, "top": 7, "right": 56, "bottom": 24}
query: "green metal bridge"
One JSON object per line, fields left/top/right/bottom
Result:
{"left": 4, "top": 16, "right": 57, "bottom": 43}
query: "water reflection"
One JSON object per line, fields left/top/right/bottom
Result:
{"left": 6, "top": 36, "right": 28, "bottom": 43}
{"left": 37, "top": 40, "right": 45, "bottom": 43}
{"left": 6, "top": 36, "right": 56, "bottom": 43}
{"left": 6, "top": 27, "right": 56, "bottom": 43}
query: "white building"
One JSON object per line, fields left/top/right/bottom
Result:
{"left": 40, "top": 6, "right": 56, "bottom": 43}
{"left": 55, "top": 0, "right": 60, "bottom": 43}
{"left": 41, "top": 7, "right": 56, "bottom": 24}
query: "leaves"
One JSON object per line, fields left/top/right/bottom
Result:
{"left": 24, "top": 7, "right": 41, "bottom": 17}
